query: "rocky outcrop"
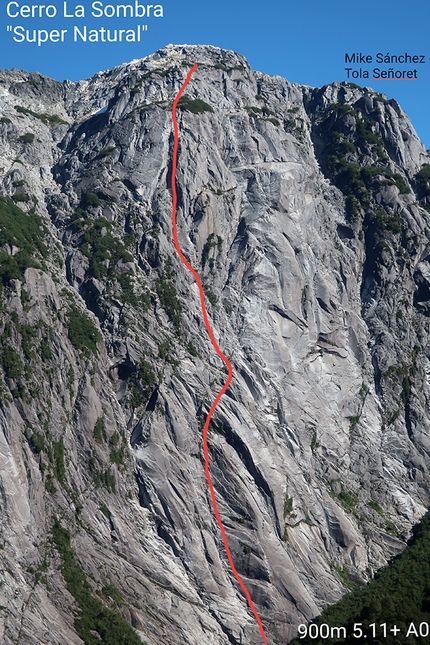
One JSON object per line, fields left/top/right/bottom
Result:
{"left": 0, "top": 44, "right": 430, "bottom": 644}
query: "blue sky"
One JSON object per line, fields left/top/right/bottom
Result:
{"left": 1, "top": 0, "right": 429, "bottom": 148}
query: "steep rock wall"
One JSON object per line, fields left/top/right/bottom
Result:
{"left": 0, "top": 44, "right": 429, "bottom": 644}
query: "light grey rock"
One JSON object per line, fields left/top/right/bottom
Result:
{"left": 0, "top": 44, "right": 430, "bottom": 645}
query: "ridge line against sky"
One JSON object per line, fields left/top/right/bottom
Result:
{"left": 0, "top": 0, "right": 429, "bottom": 148}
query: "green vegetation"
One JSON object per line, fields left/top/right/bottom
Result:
{"left": 70, "top": 210, "right": 141, "bottom": 311}
{"left": 333, "top": 564, "right": 356, "bottom": 591}
{"left": 385, "top": 361, "right": 417, "bottom": 383}
{"left": 355, "top": 117, "right": 382, "bottom": 148}
{"left": 328, "top": 158, "right": 409, "bottom": 199}
{"left": 80, "top": 218, "right": 133, "bottom": 280}
{"left": 310, "top": 429, "right": 319, "bottom": 453}
{"left": 20, "top": 133, "right": 34, "bottom": 144}
{"left": 337, "top": 487, "right": 359, "bottom": 511}
{"left": 11, "top": 193, "right": 31, "bottom": 203}
{"left": 66, "top": 305, "right": 102, "bottom": 357}
{"left": 53, "top": 438, "right": 65, "bottom": 484}
{"left": 39, "top": 336, "right": 52, "bottom": 361}
{"left": 187, "top": 341, "right": 199, "bottom": 357}
{"left": 158, "top": 340, "right": 170, "bottom": 360}
{"left": 123, "top": 232, "right": 135, "bottom": 249}
{"left": 89, "top": 459, "right": 116, "bottom": 492}
{"left": 4, "top": 314, "right": 36, "bottom": 361}
{"left": 177, "top": 94, "right": 213, "bottom": 114}
{"left": 384, "top": 361, "right": 416, "bottom": 413}
{"left": 129, "top": 359, "right": 156, "bottom": 408}
{"left": 25, "top": 421, "right": 66, "bottom": 488}
{"left": 318, "top": 105, "right": 411, "bottom": 233}
{"left": 283, "top": 495, "right": 293, "bottom": 518}
{"left": 102, "top": 585, "right": 123, "bottom": 604}
{"left": 109, "top": 437, "right": 127, "bottom": 468}
{"left": 116, "top": 272, "right": 138, "bottom": 306}
{"left": 1, "top": 346, "right": 22, "bottom": 380}
{"left": 1, "top": 322, "right": 12, "bottom": 342}
{"left": 393, "top": 174, "right": 410, "bottom": 194}
{"left": 201, "top": 233, "right": 223, "bottom": 269}
{"left": 0, "top": 196, "right": 47, "bottom": 285}
{"left": 93, "top": 418, "right": 106, "bottom": 444}
{"left": 142, "top": 66, "right": 174, "bottom": 79}
{"left": 244, "top": 104, "right": 280, "bottom": 126}
{"left": 15, "top": 104, "right": 67, "bottom": 125}
{"left": 330, "top": 481, "right": 359, "bottom": 511}
{"left": 156, "top": 274, "right": 182, "bottom": 329}
{"left": 375, "top": 208, "right": 402, "bottom": 233}
{"left": 415, "top": 164, "right": 430, "bottom": 197}
{"left": 202, "top": 233, "right": 216, "bottom": 268}
{"left": 245, "top": 105, "right": 275, "bottom": 117}
{"left": 97, "top": 147, "right": 118, "bottom": 158}
{"left": 100, "top": 504, "right": 110, "bottom": 519}
{"left": 67, "top": 366, "right": 74, "bottom": 400}
{"left": 139, "top": 289, "right": 151, "bottom": 312}
{"left": 349, "top": 414, "right": 360, "bottom": 432}
{"left": 83, "top": 192, "right": 101, "bottom": 207}
{"left": 359, "top": 383, "right": 368, "bottom": 400}
{"left": 29, "top": 431, "right": 45, "bottom": 454}
{"left": 204, "top": 286, "right": 217, "bottom": 307}
{"left": 374, "top": 92, "right": 389, "bottom": 104}
{"left": 21, "top": 280, "right": 30, "bottom": 296}
{"left": 45, "top": 475, "right": 56, "bottom": 494}
{"left": 385, "top": 520, "right": 400, "bottom": 537}
{"left": 110, "top": 432, "right": 119, "bottom": 447}
{"left": 0, "top": 117, "right": 11, "bottom": 124}
{"left": 94, "top": 469, "right": 116, "bottom": 492}
{"left": 291, "top": 510, "right": 430, "bottom": 645}
{"left": 51, "top": 518, "right": 142, "bottom": 645}
{"left": 70, "top": 207, "right": 88, "bottom": 232}
{"left": 18, "top": 322, "right": 36, "bottom": 360}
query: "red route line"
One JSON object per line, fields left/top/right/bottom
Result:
{"left": 171, "top": 64, "right": 269, "bottom": 645}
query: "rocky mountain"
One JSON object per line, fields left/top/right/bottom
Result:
{"left": 0, "top": 43, "right": 430, "bottom": 645}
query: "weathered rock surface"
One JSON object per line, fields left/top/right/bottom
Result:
{"left": 0, "top": 44, "right": 430, "bottom": 644}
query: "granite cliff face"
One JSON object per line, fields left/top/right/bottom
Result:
{"left": 0, "top": 44, "right": 430, "bottom": 645}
